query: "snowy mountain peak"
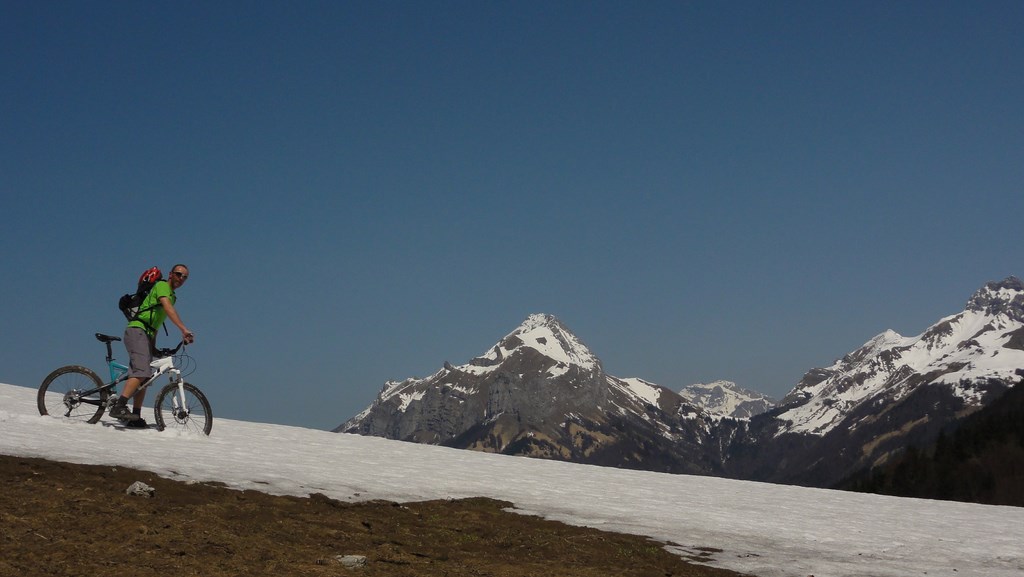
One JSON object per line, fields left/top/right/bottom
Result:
{"left": 775, "top": 277, "right": 1024, "bottom": 436}
{"left": 679, "top": 381, "right": 776, "bottom": 419}
{"left": 466, "top": 313, "right": 601, "bottom": 375}
{"left": 966, "top": 276, "right": 1024, "bottom": 322}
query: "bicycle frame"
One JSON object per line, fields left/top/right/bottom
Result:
{"left": 74, "top": 338, "right": 184, "bottom": 409}
{"left": 95, "top": 335, "right": 129, "bottom": 399}
{"left": 108, "top": 361, "right": 129, "bottom": 388}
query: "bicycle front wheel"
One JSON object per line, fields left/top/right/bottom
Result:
{"left": 37, "top": 365, "right": 108, "bottom": 424}
{"left": 153, "top": 381, "right": 212, "bottom": 435}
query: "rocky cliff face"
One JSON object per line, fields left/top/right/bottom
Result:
{"left": 338, "top": 314, "right": 723, "bottom": 474}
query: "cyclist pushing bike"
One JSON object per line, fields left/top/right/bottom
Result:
{"left": 110, "top": 263, "right": 195, "bottom": 427}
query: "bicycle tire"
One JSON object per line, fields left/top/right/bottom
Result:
{"left": 37, "top": 365, "right": 108, "bottom": 424}
{"left": 153, "top": 381, "right": 213, "bottom": 435}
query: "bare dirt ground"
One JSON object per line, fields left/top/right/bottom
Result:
{"left": 0, "top": 454, "right": 748, "bottom": 577}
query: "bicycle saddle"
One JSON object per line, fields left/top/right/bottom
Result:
{"left": 95, "top": 333, "right": 122, "bottom": 343}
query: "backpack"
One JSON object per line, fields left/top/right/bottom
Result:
{"left": 118, "top": 266, "right": 163, "bottom": 322}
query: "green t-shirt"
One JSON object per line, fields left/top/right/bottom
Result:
{"left": 128, "top": 280, "right": 176, "bottom": 336}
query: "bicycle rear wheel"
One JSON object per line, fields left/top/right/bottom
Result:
{"left": 153, "top": 381, "right": 213, "bottom": 435}
{"left": 37, "top": 365, "right": 108, "bottom": 424}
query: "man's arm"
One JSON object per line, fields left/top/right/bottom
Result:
{"left": 159, "top": 296, "right": 194, "bottom": 344}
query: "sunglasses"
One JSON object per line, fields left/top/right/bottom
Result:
{"left": 172, "top": 271, "right": 189, "bottom": 279}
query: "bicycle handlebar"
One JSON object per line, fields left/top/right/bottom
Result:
{"left": 155, "top": 341, "right": 185, "bottom": 358}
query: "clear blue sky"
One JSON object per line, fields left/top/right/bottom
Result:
{"left": 2, "top": 1, "right": 1021, "bottom": 430}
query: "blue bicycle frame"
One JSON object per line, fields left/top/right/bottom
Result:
{"left": 102, "top": 337, "right": 130, "bottom": 396}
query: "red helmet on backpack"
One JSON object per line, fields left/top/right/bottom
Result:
{"left": 139, "top": 267, "right": 163, "bottom": 285}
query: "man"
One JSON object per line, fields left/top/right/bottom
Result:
{"left": 109, "top": 264, "right": 195, "bottom": 427}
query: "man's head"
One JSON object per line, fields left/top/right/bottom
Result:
{"left": 169, "top": 264, "right": 189, "bottom": 289}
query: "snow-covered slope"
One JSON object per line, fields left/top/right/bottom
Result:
{"left": 2, "top": 382, "right": 1021, "bottom": 577}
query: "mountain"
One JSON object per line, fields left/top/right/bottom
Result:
{"left": 338, "top": 277, "right": 1024, "bottom": 495}
{"left": 724, "top": 276, "right": 1024, "bottom": 487}
{"left": 777, "top": 276, "right": 1024, "bottom": 437}
{"left": 337, "top": 313, "right": 723, "bottom": 475}
{"left": 679, "top": 381, "right": 776, "bottom": 419}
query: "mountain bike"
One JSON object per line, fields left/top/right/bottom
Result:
{"left": 37, "top": 333, "right": 213, "bottom": 435}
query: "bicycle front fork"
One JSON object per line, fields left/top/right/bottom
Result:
{"left": 169, "top": 380, "right": 189, "bottom": 419}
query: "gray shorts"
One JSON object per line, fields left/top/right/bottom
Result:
{"left": 124, "top": 327, "right": 156, "bottom": 379}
